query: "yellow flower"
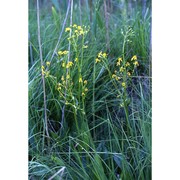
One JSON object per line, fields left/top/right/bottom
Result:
{"left": 79, "top": 30, "right": 84, "bottom": 35}
{"left": 61, "top": 76, "right": 65, "bottom": 81}
{"left": 73, "top": 24, "right": 77, "bottom": 28}
{"left": 127, "top": 72, "right": 131, "bottom": 76}
{"left": 46, "top": 61, "right": 50, "bottom": 66}
{"left": 83, "top": 45, "right": 88, "bottom": 48}
{"left": 62, "top": 62, "right": 66, "bottom": 68}
{"left": 95, "top": 58, "right": 101, "bottom": 63}
{"left": 41, "top": 65, "right": 45, "bottom": 70}
{"left": 42, "top": 70, "right": 45, "bottom": 75}
{"left": 77, "top": 26, "right": 82, "bottom": 30}
{"left": 84, "top": 80, "right": 88, "bottom": 84}
{"left": 112, "top": 74, "right": 120, "bottom": 80}
{"left": 66, "top": 61, "right": 73, "bottom": 68}
{"left": 133, "top": 61, "right": 139, "bottom": 66}
{"left": 112, "top": 74, "right": 116, "bottom": 79}
{"left": 120, "top": 67, "right": 124, "bottom": 72}
{"left": 131, "top": 55, "right": 137, "bottom": 61}
{"left": 85, "top": 88, "right": 88, "bottom": 92}
{"left": 66, "top": 74, "right": 70, "bottom": 79}
{"left": 118, "top": 57, "right": 122, "bottom": 62}
{"left": 58, "top": 51, "right": 63, "bottom": 56}
{"left": 57, "top": 87, "right": 61, "bottom": 91}
{"left": 126, "top": 62, "right": 130, "bottom": 67}
{"left": 63, "top": 50, "right": 69, "bottom": 55}
{"left": 97, "top": 51, "right": 102, "bottom": 58}
{"left": 102, "top": 53, "right": 107, "bottom": 58}
{"left": 75, "top": 57, "right": 78, "bottom": 62}
{"left": 65, "top": 27, "right": 71, "bottom": 32}
{"left": 82, "top": 92, "right": 85, "bottom": 96}
{"left": 122, "top": 82, "right": 126, "bottom": 88}
{"left": 45, "top": 71, "right": 50, "bottom": 78}
{"left": 74, "top": 30, "right": 78, "bottom": 34}
{"left": 116, "top": 61, "right": 121, "bottom": 66}
{"left": 79, "top": 77, "right": 83, "bottom": 83}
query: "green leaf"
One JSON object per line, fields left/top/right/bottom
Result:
{"left": 51, "top": 0, "right": 60, "bottom": 11}
{"left": 52, "top": 6, "right": 60, "bottom": 31}
{"left": 96, "top": 11, "right": 104, "bottom": 29}
{"left": 113, "top": 154, "right": 123, "bottom": 169}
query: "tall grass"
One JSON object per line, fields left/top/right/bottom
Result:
{"left": 29, "top": 0, "right": 151, "bottom": 179}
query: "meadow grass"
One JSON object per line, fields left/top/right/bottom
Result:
{"left": 29, "top": 1, "right": 151, "bottom": 179}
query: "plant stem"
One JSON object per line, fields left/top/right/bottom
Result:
{"left": 36, "top": 0, "right": 49, "bottom": 139}
{"left": 61, "top": 0, "right": 73, "bottom": 130}
{"left": 49, "top": 0, "right": 71, "bottom": 63}
{"left": 104, "top": 0, "right": 110, "bottom": 51}
{"left": 92, "top": 60, "right": 96, "bottom": 140}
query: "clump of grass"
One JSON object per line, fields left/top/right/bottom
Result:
{"left": 29, "top": 1, "right": 151, "bottom": 179}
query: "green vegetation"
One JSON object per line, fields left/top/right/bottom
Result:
{"left": 29, "top": 0, "right": 151, "bottom": 179}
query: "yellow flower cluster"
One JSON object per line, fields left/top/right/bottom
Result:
{"left": 115, "top": 55, "right": 139, "bottom": 77}
{"left": 82, "top": 79, "right": 88, "bottom": 97}
{"left": 131, "top": 55, "right": 137, "bottom": 61}
{"left": 95, "top": 51, "right": 107, "bottom": 63}
{"left": 111, "top": 55, "right": 139, "bottom": 92}
{"left": 58, "top": 50, "right": 69, "bottom": 56}
{"left": 131, "top": 55, "right": 139, "bottom": 66}
{"left": 112, "top": 74, "right": 120, "bottom": 81}
{"left": 66, "top": 61, "right": 73, "bottom": 68}
{"left": 98, "top": 51, "right": 107, "bottom": 58}
{"left": 116, "top": 57, "right": 122, "bottom": 66}
{"left": 41, "top": 66, "right": 50, "bottom": 78}
{"left": 57, "top": 83, "right": 62, "bottom": 91}
{"left": 66, "top": 24, "right": 89, "bottom": 39}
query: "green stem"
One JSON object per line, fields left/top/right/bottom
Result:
{"left": 92, "top": 60, "right": 96, "bottom": 139}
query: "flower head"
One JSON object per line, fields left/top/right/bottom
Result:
{"left": 120, "top": 67, "right": 124, "bottom": 72}
{"left": 126, "top": 62, "right": 130, "bottom": 67}
{"left": 65, "top": 27, "right": 71, "bottom": 32}
{"left": 102, "top": 53, "right": 107, "bottom": 58}
{"left": 58, "top": 50, "right": 69, "bottom": 56}
{"left": 84, "top": 80, "right": 88, "bottom": 84}
{"left": 116, "top": 61, "right": 121, "bottom": 66}
{"left": 133, "top": 61, "right": 139, "bottom": 66}
{"left": 62, "top": 62, "right": 66, "bottom": 68}
{"left": 66, "top": 61, "right": 73, "bottom": 68}
{"left": 46, "top": 61, "right": 50, "bottom": 66}
{"left": 79, "top": 77, "right": 83, "bottom": 83}
{"left": 95, "top": 58, "right": 101, "bottom": 63}
{"left": 122, "top": 82, "right": 126, "bottom": 88}
{"left": 61, "top": 76, "right": 65, "bottom": 81}
{"left": 98, "top": 51, "right": 102, "bottom": 58}
{"left": 66, "top": 74, "right": 70, "bottom": 79}
{"left": 118, "top": 57, "right": 122, "bottom": 62}
{"left": 127, "top": 72, "right": 131, "bottom": 76}
{"left": 131, "top": 55, "right": 137, "bottom": 61}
